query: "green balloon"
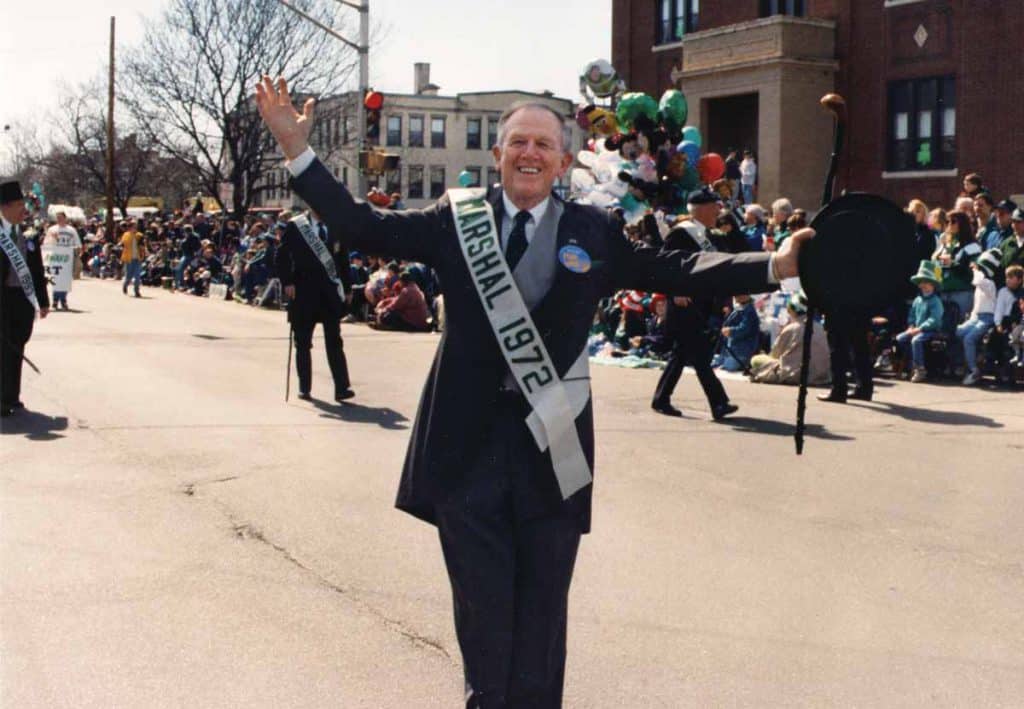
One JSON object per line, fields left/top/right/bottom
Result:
{"left": 658, "top": 90, "right": 688, "bottom": 129}
{"left": 616, "top": 93, "right": 659, "bottom": 132}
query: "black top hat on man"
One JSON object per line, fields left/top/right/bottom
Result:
{"left": 0, "top": 180, "right": 25, "bottom": 205}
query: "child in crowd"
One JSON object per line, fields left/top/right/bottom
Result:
{"left": 895, "top": 260, "right": 945, "bottom": 383}
{"left": 956, "top": 249, "right": 1000, "bottom": 385}
{"left": 712, "top": 294, "right": 759, "bottom": 372}
{"left": 750, "top": 291, "right": 830, "bottom": 386}
{"left": 992, "top": 265, "right": 1024, "bottom": 369}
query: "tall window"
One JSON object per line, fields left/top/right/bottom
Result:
{"left": 386, "top": 115, "right": 402, "bottom": 146}
{"left": 467, "top": 118, "right": 482, "bottom": 149}
{"left": 486, "top": 166, "right": 499, "bottom": 187}
{"left": 760, "top": 0, "right": 804, "bottom": 16}
{"left": 487, "top": 117, "right": 499, "bottom": 149}
{"left": 386, "top": 169, "right": 401, "bottom": 195}
{"left": 342, "top": 114, "right": 351, "bottom": 145}
{"left": 464, "top": 166, "right": 481, "bottom": 187}
{"left": 430, "top": 166, "right": 446, "bottom": 198}
{"left": 431, "top": 116, "right": 446, "bottom": 148}
{"left": 409, "top": 115, "right": 424, "bottom": 147}
{"left": 888, "top": 76, "right": 955, "bottom": 171}
{"left": 408, "top": 165, "right": 424, "bottom": 199}
{"left": 656, "top": 0, "right": 699, "bottom": 45}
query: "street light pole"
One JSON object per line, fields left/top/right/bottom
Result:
{"left": 274, "top": 0, "right": 369, "bottom": 194}
{"left": 356, "top": 0, "right": 368, "bottom": 196}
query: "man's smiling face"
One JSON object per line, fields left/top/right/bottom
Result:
{"left": 492, "top": 106, "right": 573, "bottom": 212}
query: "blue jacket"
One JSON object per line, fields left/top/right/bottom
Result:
{"left": 908, "top": 292, "right": 944, "bottom": 331}
{"left": 742, "top": 223, "right": 766, "bottom": 252}
{"left": 722, "top": 301, "right": 760, "bottom": 361}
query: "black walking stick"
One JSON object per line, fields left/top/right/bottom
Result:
{"left": 285, "top": 325, "right": 293, "bottom": 402}
{"left": 795, "top": 94, "right": 846, "bottom": 455}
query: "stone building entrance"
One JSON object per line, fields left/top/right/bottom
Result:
{"left": 704, "top": 93, "right": 759, "bottom": 160}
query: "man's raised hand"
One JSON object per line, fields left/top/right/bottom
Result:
{"left": 255, "top": 76, "right": 315, "bottom": 161}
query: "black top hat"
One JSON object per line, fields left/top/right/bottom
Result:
{"left": 686, "top": 187, "right": 719, "bottom": 205}
{"left": 0, "top": 180, "right": 25, "bottom": 205}
{"left": 799, "top": 192, "right": 918, "bottom": 313}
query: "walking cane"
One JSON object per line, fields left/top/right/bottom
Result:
{"left": 795, "top": 94, "right": 846, "bottom": 455}
{"left": 285, "top": 325, "right": 293, "bottom": 402}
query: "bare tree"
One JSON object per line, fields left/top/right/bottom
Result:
{"left": 39, "top": 82, "right": 157, "bottom": 214}
{"left": 121, "top": 0, "right": 358, "bottom": 219}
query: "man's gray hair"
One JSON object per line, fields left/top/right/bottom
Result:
{"left": 771, "top": 198, "right": 794, "bottom": 218}
{"left": 496, "top": 101, "right": 568, "bottom": 151}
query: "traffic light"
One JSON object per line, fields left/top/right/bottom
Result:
{"left": 364, "top": 90, "right": 383, "bottom": 141}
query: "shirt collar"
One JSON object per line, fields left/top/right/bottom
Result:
{"left": 1, "top": 215, "right": 12, "bottom": 234}
{"left": 502, "top": 192, "right": 549, "bottom": 226}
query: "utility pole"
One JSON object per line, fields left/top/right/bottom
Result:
{"left": 275, "top": 0, "right": 369, "bottom": 194}
{"left": 105, "top": 16, "right": 116, "bottom": 240}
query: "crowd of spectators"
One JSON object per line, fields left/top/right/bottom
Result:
{"left": 38, "top": 169, "right": 1024, "bottom": 389}
{"left": 588, "top": 170, "right": 1024, "bottom": 388}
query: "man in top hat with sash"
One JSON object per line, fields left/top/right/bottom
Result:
{"left": 256, "top": 76, "right": 812, "bottom": 707}
{"left": 1, "top": 179, "right": 49, "bottom": 417}
{"left": 275, "top": 209, "right": 354, "bottom": 402}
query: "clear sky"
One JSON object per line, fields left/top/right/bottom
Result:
{"left": 1, "top": 0, "right": 612, "bottom": 129}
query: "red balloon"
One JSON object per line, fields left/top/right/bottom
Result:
{"left": 697, "top": 153, "right": 725, "bottom": 183}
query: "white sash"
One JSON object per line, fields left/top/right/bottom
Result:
{"left": 0, "top": 226, "right": 40, "bottom": 314}
{"left": 681, "top": 222, "right": 717, "bottom": 253}
{"left": 292, "top": 214, "right": 345, "bottom": 301}
{"left": 449, "top": 188, "right": 592, "bottom": 500}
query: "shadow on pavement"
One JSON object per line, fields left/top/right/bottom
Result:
{"left": 0, "top": 409, "right": 69, "bottom": 441}
{"left": 309, "top": 397, "right": 409, "bottom": 430}
{"left": 849, "top": 400, "right": 1004, "bottom": 428}
{"left": 722, "top": 416, "right": 855, "bottom": 441}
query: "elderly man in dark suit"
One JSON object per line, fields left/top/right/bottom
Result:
{"left": 256, "top": 76, "right": 812, "bottom": 708}
{"left": 1, "top": 180, "right": 50, "bottom": 417}
{"left": 275, "top": 209, "right": 354, "bottom": 402}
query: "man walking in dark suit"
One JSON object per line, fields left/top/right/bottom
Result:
{"left": 256, "top": 76, "right": 812, "bottom": 707}
{"left": 275, "top": 209, "right": 354, "bottom": 402}
{"left": 652, "top": 189, "right": 746, "bottom": 420}
{"left": 1, "top": 180, "right": 50, "bottom": 417}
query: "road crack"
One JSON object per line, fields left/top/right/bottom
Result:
{"left": 196, "top": 495, "right": 453, "bottom": 664}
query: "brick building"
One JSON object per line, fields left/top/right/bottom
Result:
{"left": 612, "top": 0, "right": 1024, "bottom": 212}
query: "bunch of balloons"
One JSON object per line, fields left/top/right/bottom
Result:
{"left": 571, "top": 61, "right": 730, "bottom": 221}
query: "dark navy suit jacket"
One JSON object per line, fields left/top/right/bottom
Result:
{"left": 292, "top": 159, "right": 773, "bottom": 532}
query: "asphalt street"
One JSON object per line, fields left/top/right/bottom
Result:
{"left": 2, "top": 279, "right": 1022, "bottom": 708}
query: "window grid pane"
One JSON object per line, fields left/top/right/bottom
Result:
{"left": 430, "top": 166, "right": 445, "bottom": 198}
{"left": 431, "top": 117, "right": 446, "bottom": 148}
{"left": 407, "top": 166, "right": 424, "bottom": 199}
{"left": 409, "top": 115, "right": 424, "bottom": 147}
{"left": 467, "top": 118, "right": 482, "bottom": 150}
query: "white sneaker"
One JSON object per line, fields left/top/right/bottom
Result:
{"left": 874, "top": 353, "right": 891, "bottom": 369}
{"left": 962, "top": 370, "right": 980, "bottom": 386}
{"left": 910, "top": 367, "right": 927, "bottom": 383}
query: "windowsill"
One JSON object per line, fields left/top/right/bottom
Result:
{"left": 881, "top": 168, "right": 958, "bottom": 179}
{"left": 652, "top": 40, "right": 683, "bottom": 53}
{"left": 884, "top": 0, "right": 927, "bottom": 7}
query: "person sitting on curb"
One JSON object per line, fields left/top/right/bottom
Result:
{"left": 895, "top": 260, "right": 945, "bottom": 383}
{"left": 749, "top": 291, "right": 830, "bottom": 386}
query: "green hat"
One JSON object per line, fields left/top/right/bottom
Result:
{"left": 976, "top": 249, "right": 1001, "bottom": 279}
{"left": 910, "top": 259, "right": 942, "bottom": 286}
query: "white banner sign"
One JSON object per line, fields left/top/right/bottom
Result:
{"left": 42, "top": 244, "right": 75, "bottom": 293}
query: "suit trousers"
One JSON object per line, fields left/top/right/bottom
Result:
{"left": 652, "top": 326, "right": 728, "bottom": 410}
{"left": 292, "top": 318, "right": 350, "bottom": 395}
{"left": 825, "top": 314, "right": 873, "bottom": 394}
{"left": 435, "top": 400, "right": 582, "bottom": 709}
{"left": 1, "top": 288, "right": 35, "bottom": 406}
